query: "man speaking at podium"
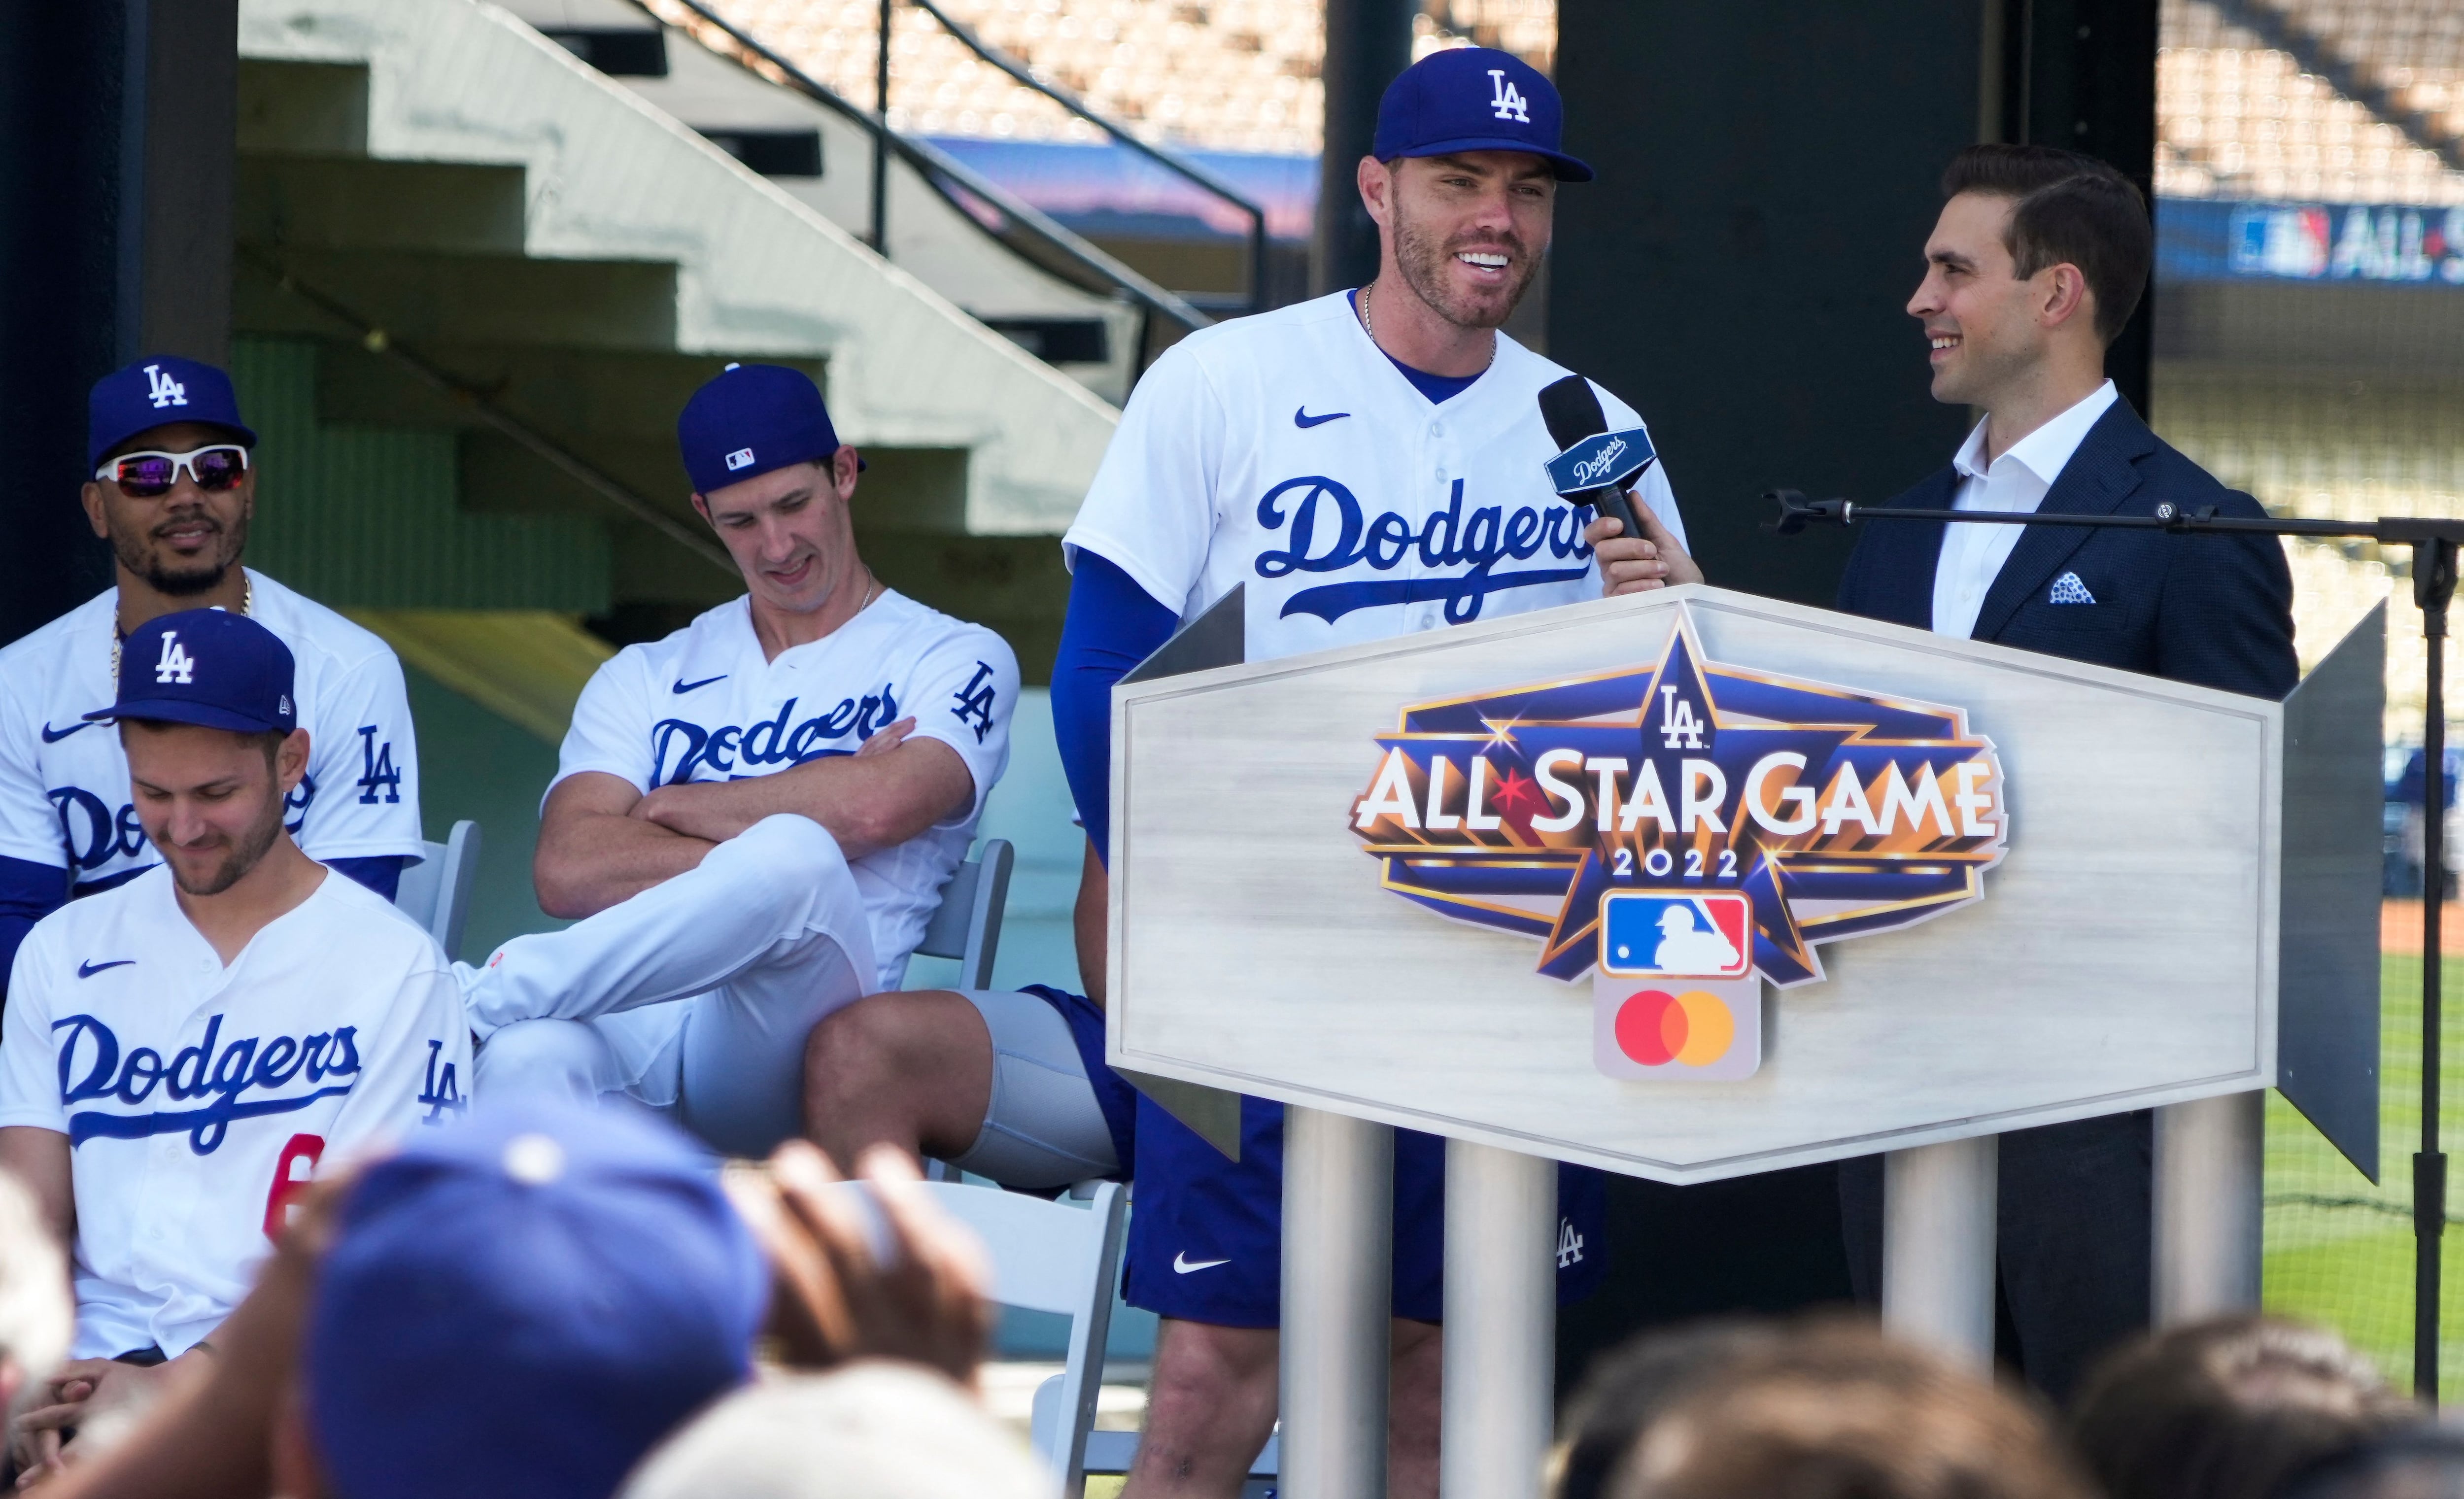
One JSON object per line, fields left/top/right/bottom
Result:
{"left": 1834, "top": 143, "right": 2297, "bottom": 1399}
{"left": 1051, "top": 47, "right": 1698, "bottom": 1499}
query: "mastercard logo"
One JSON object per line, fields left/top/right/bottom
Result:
{"left": 1613, "top": 988, "right": 1736, "bottom": 1068}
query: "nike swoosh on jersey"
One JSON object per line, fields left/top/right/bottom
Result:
{"left": 1293, "top": 407, "right": 1350, "bottom": 428}
{"left": 672, "top": 675, "right": 728, "bottom": 694}
{"left": 78, "top": 959, "right": 135, "bottom": 978}
{"left": 41, "top": 721, "right": 98, "bottom": 743}
{"left": 1172, "top": 1252, "right": 1231, "bottom": 1274}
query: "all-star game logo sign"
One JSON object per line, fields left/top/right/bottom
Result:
{"left": 1346, "top": 610, "right": 2009, "bottom": 1076}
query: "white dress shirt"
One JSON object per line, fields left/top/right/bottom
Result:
{"left": 1931, "top": 379, "right": 2120, "bottom": 638}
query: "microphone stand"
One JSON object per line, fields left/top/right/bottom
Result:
{"left": 1768, "top": 488, "right": 2464, "bottom": 1402}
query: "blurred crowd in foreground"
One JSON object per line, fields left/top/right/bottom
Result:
{"left": 0, "top": 1100, "right": 2456, "bottom": 1499}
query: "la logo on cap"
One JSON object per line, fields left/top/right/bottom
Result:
{"left": 154, "top": 631, "right": 195, "bottom": 685}
{"left": 725, "top": 446, "right": 755, "bottom": 472}
{"left": 1487, "top": 68, "right": 1529, "bottom": 123}
{"left": 143, "top": 363, "right": 188, "bottom": 410}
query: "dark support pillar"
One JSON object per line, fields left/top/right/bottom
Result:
{"left": 1985, "top": 0, "right": 2161, "bottom": 416}
{"left": 1311, "top": 0, "right": 1416, "bottom": 297}
{"left": 1549, "top": 0, "right": 1982, "bottom": 609}
{"left": 0, "top": 0, "right": 236, "bottom": 647}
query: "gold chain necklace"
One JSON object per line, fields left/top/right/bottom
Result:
{"left": 112, "top": 575, "right": 253, "bottom": 680}
{"left": 1358, "top": 282, "right": 1497, "bottom": 374}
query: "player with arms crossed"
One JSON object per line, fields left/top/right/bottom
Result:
{"left": 808, "top": 47, "right": 1701, "bottom": 1498}
{"left": 0, "top": 356, "right": 423, "bottom": 1004}
{"left": 461, "top": 365, "right": 1027, "bottom": 1160}
{"left": 0, "top": 611, "right": 469, "bottom": 1483}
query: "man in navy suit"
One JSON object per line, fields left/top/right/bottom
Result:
{"left": 1833, "top": 143, "right": 2297, "bottom": 1401}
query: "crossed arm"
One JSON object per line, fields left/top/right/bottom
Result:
{"left": 532, "top": 720, "right": 978, "bottom": 920}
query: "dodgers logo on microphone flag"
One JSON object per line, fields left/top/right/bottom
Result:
{"left": 1347, "top": 608, "right": 2011, "bottom": 1079}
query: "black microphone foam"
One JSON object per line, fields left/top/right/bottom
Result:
{"left": 1539, "top": 374, "right": 1608, "bottom": 453}
{"left": 1537, "top": 375, "right": 1643, "bottom": 544}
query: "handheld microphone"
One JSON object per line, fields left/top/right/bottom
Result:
{"left": 1538, "top": 375, "right": 1652, "bottom": 547}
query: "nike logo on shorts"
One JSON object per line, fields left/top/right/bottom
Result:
{"left": 78, "top": 959, "right": 135, "bottom": 978}
{"left": 671, "top": 675, "right": 727, "bottom": 694}
{"left": 1293, "top": 407, "right": 1350, "bottom": 428}
{"left": 1172, "top": 1251, "right": 1231, "bottom": 1274}
{"left": 41, "top": 721, "right": 97, "bottom": 743}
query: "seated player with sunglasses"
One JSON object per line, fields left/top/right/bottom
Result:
{"left": 0, "top": 356, "right": 424, "bottom": 1002}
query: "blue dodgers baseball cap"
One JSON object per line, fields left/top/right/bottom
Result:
{"left": 1372, "top": 46, "right": 1592, "bottom": 182}
{"left": 307, "top": 1102, "right": 769, "bottom": 1499}
{"left": 83, "top": 609, "right": 297, "bottom": 734}
{"left": 676, "top": 361, "right": 862, "bottom": 496}
{"left": 87, "top": 355, "right": 257, "bottom": 470}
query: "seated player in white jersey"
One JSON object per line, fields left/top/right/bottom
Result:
{"left": 0, "top": 610, "right": 469, "bottom": 1481}
{"left": 0, "top": 355, "right": 423, "bottom": 1008}
{"left": 808, "top": 46, "right": 1704, "bottom": 1499}
{"left": 460, "top": 363, "right": 1069, "bottom": 1165}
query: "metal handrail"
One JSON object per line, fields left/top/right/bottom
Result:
{"left": 238, "top": 245, "right": 740, "bottom": 579}
{"left": 649, "top": 0, "right": 1212, "bottom": 375}
{"left": 903, "top": 0, "right": 1271, "bottom": 316}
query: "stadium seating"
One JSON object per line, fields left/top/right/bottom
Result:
{"left": 694, "top": 0, "right": 1554, "bottom": 155}
{"left": 2159, "top": 0, "right": 2464, "bottom": 204}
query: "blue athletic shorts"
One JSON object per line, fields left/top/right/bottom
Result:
{"left": 1121, "top": 1092, "right": 1609, "bottom": 1327}
{"left": 1020, "top": 985, "right": 1139, "bottom": 1174}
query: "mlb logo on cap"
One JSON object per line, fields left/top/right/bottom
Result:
{"left": 676, "top": 362, "right": 862, "bottom": 496}
{"left": 1599, "top": 891, "right": 1752, "bottom": 979}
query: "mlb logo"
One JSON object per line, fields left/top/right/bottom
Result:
{"left": 725, "top": 446, "right": 756, "bottom": 471}
{"left": 1599, "top": 890, "right": 1751, "bottom": 979}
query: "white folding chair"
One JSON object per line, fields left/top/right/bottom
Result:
{"left": 393, "top": 819, "right": 481, "bottom": 960}
{"left": 914, "top": 838, "right": 1014, "bottom": 989}
{"left": 920, "top": 1178, "right": 1127, "bottom": 1498}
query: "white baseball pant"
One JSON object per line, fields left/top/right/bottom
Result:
{"left": 460, "top": 813, "right": 877, "bottom": 1158}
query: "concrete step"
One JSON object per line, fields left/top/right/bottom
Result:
{"left": 239, "top": 153, "right": 528, "bottom": 255}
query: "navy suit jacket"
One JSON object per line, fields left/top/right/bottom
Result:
{"left": 1835, "top": 401, "right": 2298, "bottom": 701}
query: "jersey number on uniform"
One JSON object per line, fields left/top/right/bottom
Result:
{"left": 950, "top": 662, "right": 999, "bottom": 744}
{"left": 355, "top": 724, "right": 402, "bottom": 805}
{"left": 262, "top": 1132, "right": 324, "bottom": 1243}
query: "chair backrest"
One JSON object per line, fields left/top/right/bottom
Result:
{"left": 393, "top": 819, "right": 481, "bottom": 960}
{"left": 914, "top": 838, "right": 1014, "bottom": 989}
{"left": 920, "top": 1178, "right": 1125, "bottom": 1498}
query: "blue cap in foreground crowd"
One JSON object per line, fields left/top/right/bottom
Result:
{"left": 306, "top": 1102, "right": 768, "bottom": 1499}
{"left": 87, "top": 354, "right": 257, "bottom": 469}
{"left": 84, "top": 609, "right": 298, "bottom": 734}
{"left": 1374, "top": 45, "right": 1591, "bottom": 181}
{"left": 675, "top": 361, "right": 863, "bottom": 496}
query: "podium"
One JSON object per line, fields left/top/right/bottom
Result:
{"left": 1108, "top": 582, "right": 2382, "bottom": 1499}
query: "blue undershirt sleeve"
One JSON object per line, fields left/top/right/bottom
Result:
{"left": 0, "top": 856, "right": 69, "bottom": 1005}
{"left": 1051, "top": 550, "right": 1181, "bottom": 869}
{"left": 327, "top": 854, "right": 407, "bottom": 904}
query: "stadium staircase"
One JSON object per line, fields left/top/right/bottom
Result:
{"left": 233, "top": 0, "right": 1183, "bottom": 735}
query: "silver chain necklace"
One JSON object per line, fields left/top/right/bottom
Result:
{"left": 1358, "top": 282, "right": 1498, "bottom": 374}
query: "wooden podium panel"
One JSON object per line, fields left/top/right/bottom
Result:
{"left": 1108, "top": 584, "right": 2280, "bottom": 1185}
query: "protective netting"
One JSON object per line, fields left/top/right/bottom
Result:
{"left": 2260, "top": 954, "right": 2463, "bottom": 1396}
{"left": 2152, "top": 0, "right": 2464, "bottom": 1394}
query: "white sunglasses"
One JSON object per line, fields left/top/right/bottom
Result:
{"left": 93, "top": 444, "right": 251, "bottom": 496}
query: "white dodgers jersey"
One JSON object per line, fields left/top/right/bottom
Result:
{"left": 1063, "top": 290, "right": 1687, "bottom": 664}
{"left": 553, "top": 589, "right": 1018, "bottom": 991}
{"left": 0, "top": 866, "right": 471, "bottom": 1359}
{"left": 0, "top": 571, "right": 424, "bottom": 893}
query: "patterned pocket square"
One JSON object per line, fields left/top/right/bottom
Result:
{"left": 2048, "top": 572, "right": 2097, "bottom": 605}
